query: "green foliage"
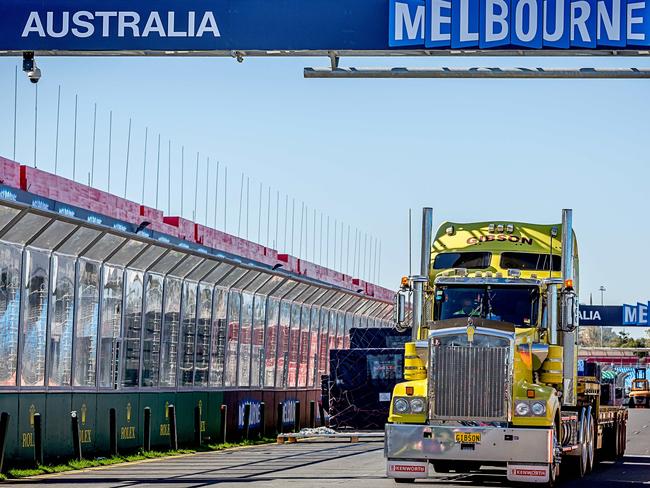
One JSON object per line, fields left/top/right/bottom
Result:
{"left": 4, "top": 440, "right": 274, "bottom": 480}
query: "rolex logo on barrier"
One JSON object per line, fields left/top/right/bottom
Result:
{"left": 165, "top": 401, "right": 169, "bottom": 419}
{"left": 81, "top": 403, "right": 87, "bottom": 425}
{"left": 126, "top": 402, "right": 132, "bottom": 422}
{"left": 29, "top": 404, "right": 36, "bottom": 427}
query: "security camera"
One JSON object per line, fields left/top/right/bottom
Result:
{"left": 27, "top": 66, "right": 41, "bottom": 84}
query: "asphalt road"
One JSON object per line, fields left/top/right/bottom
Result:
{"left": 6, "top": 410, "right": 650, "bottom": 488}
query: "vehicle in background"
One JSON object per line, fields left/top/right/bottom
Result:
{"left": 629, "top": 368, "right": 650, "bottom": 408}
{"left": 386, "top": 209, "right": 628, "bottom": 486}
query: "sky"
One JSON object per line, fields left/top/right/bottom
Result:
{"left": 0, "top": 54, "right": 649, "bottom": 336}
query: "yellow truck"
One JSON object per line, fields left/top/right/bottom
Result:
{"left": 629, "top": 369, "right": 650, "bottom": 408}
{"left": 386, "top": 209, "right": 627, "bottom": 486}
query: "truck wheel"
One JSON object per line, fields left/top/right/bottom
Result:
{"left": 543, "top": 425, "right": 561, "bottom": 487}
{"left": 628, "top": 398, "right": 635, "bottom": 409}
{"left": 585, "top": 412, "right": 595, "bottom": 474}
{"left": 394, "top": 478, "right": 415, "bottom": 483}
{"left": 564, "top": 409, "right": 588, "bottom": 478}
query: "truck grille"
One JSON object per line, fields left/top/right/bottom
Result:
{"left": 430, "top": 344, "right": 510, "bottom": 420}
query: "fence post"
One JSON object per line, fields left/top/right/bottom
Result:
{"left": 194, "top": 405, "right": 202, "bottom": 447}
{"left": 219, "top": 404, "right": 227, "bottom": 444}
{"left": 318, "top": 402, "right": 326, "bottom": 427}
{"left": 109, "top": 408, "right": 117, "bottom": 456}
{"left": 276, "top": 402, "right": 283, "bottom": 435}
{"left": 0, "top": 412, "right": 10, "bottom": 473}
{"left": 168, "top": 404, "right": 178, "bottom": 451}
{"left": 71, "top": 411, "right": 82, "bottom": 461}
{"left": 294, "top": 401, "right": 301, "bottom": 433}
{"left": 33, "top": 413, "right": 43, "bottom": 466}
{"left": 309, "top": 401, "right": 315, "bottom": 429}
{"left": 143, "top": 407, "right": 151, "bottom": 452}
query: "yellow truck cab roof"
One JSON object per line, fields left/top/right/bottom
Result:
{"left": 430, "top": 220, "right": 577, "bottom": 282}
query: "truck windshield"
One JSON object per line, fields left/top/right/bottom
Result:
{"left": 435, "top": 285, "right": 539, "bottom": 327}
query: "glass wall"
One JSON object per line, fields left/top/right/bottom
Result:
{"left": 48, "top": 253, "right": 75, "bottom": 387}
{"left": 160, "top": 276, "right": 181, "bottom": 387}
{"left": 122, "top": 270, "right": 143, "bottom": 387}
{"left": 264, "top": 297, "right": 279, "bottom": 388}
{"left": 141, "top": 273, "right": 163, "bottom": 387}
{"left": 250, "top": 294, "right": 266, "bottom": 388}
{"left": 20, "top": 249, "right": 49, "bottom": 387}
{"left": 0, "top": 243, "right": 21, "bottom": 387}
{"left": 297, "top": 305, "right": 310, "bottom": 388}
{"left": 0, "top": 211, "right": 394, "bottom": 392}
{"left": 224, "top": 290, "right": 240, "bottom": 387}
{"left": 73, "top": 259, "right": 100, "bottom": 387}
{"left": 98, "top": 265, "right": 123, "bottom": 388}
{"left": 194, "top": 283, "right": 212, "bottom": 387}
{"left": 237, "top": 292, "right": 253, "bottom": 387}
{"left": 209, "top": 287, "right": 227, "bottom": 387}
{"left": 179, "top": 281, "right": 197, "bottom": 387}
{"left": 275, "top": 301, "right": 290, "bottom": 388}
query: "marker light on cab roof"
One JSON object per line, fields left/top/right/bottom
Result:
{"left": 488, "top": 223, "right": 495, "bottom": 233}
{"left": 445, "top": 225, "right": 455, "bottom": 236}
{"left": 506, "top": 224, "right": 514, "bottom": 233}
{"left": 496, "top": 224, "right": 505, "bottom": 233}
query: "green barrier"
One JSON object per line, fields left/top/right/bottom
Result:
{"left": 139, "top": 392, "right": 176, "bottom": 450}
{"left": 17, "top": 393, "right": 46, "bottom": 464}
{"left": 44, "top": 393, "right": 72, "bottom": 462}
{"left": 0, "top": 394, "right": 19, "bottom": 465}
{"left": 97, "top": 393, "right": 140, "bottom": 453}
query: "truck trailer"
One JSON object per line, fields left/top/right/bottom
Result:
{"left": 385, "top": 209, "right": 627, "bottom": 486}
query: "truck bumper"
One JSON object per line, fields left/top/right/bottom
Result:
{"left": 385, "top": 423, "right": 553, "bottom": 482}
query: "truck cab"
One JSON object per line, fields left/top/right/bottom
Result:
{"left": 386, "top": 209, "right": 627, "bottom": 485}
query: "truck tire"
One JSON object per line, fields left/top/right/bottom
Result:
{"left": 585, "top": 411, "right": 595, "bottom": 474}
{"left": 601, "top": 423, "right": 618, "bottom": 461}
{"left": 563, "top": 408, "right": 588, "bottom": 478}
{"left": 618, "top": 416, "right": 627, "bottom": 458}
{"left": 628, "top": 398, "right": 635, "bottom": 409}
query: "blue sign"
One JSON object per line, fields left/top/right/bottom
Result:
{"left": 579, "top": 305, "right": 625, "bottom": 326}
{"left": 237, "top": 399, "right": 262, "bottom": 430}
{"left": 0, "top": 0, "right": 649, "bottom": 52}
{"left": 622, "top": 302, "right": 649, "bottom": 326}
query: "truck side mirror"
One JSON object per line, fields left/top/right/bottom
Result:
{"left": 393, "top": 292, "right": 407, "bottom": 329}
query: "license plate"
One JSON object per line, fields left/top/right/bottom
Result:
{"left": 454, "top": 432, "right": 481, "bottom": 443}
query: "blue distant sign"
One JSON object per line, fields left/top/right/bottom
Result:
{"left": 622, "top": 302, "right": 649, "bottom": 326}
{"left": 0, "top": 0, "right": 648, "bottom": 52}
{"left": 579, "top": 305, "right": 624, "bottom": 326}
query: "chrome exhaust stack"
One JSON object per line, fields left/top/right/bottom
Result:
{"left": 411, "top": 208, "right": 433, "bottom": 341}
{"left": 560, "top": 208, "right": 578, "bottom": 406}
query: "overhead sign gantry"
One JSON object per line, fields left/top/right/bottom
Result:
{"left": 1, "top": 0, "right": 649, "bottom": 78}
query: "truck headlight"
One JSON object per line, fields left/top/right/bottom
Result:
{"left": 515, "top": 401, "right": 531, "bottom": 416}
{"left": 531, "top": 401, "right": 546, "bottom": 416}
{"left": 394, "top": 398, "right": 410, "bottom": 414}
{"left": 409, "top": 397, "right": 426, "bottom": 413}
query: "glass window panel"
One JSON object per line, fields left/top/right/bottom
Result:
{"left": 73, "top": 259, "right": 100, "bottom": 387}
{"left": 237, "top": 292, "right": 253, "bottom": 387}
{"left": 285, "top": 283, "right": 309, "bottom": 302}
{"left": 250, "top": 294, "right": 266, "bottom": 388}
{"left": 57, "top": 227, "right": 100, "bottom": 256}
{"left": 287, "top": 303, "right": 301, "bottom": 388}
{"left": 209, "top": 288, "right": 228, "bottom": 387}
{"left": 297, "top": 306, "right": 311, "bottom": 388}
{"left": 256, "top": 275, "right": 284, "bottom": 296}
{"left": 204, "top": 263, "right": 233, "bottom": 284}
{"left": 329, "top": 310, "right": 338, "bottom": 354}
{"left": 2, "top": 214, "right": 50, "bottom": 246}
{"left": 219, "top": 267, "right": 247, "bottom": 288}
{"left": 194, "top": 283, "right": 212, "bottom": 387}
{"left": 304, "top": 289, "right": 327, "bottom": 305}
{"left": 98, "top": 265, "right": 123, "bottom": 389}
{"left": 186, "top": 261, "right": 217, "bottom": 282}
{"left": 318, "top": 308, "right": 330, "bottom": 379}
{"left": 107, "top": 240, "right": 147, "bottom": 267}
{"left": 0, "top": 243, "right": 21, "bottom": 386}
{"left": 224, "top": 290, "right": 241, "bottom": 387}
{"left": 30, "top": 220, "right": 76, "bottom": 250}
{"left": 149, "top": 250, "right": 184, "bottom": 274}
{"left": 336, "top": 312, "right": 345, "bottom": 350}
{"left": 344, "top": 312, "right": 353, "bottom": 349}
{"left": 130, "top": 246, "right": 166, "bottom": 271}
{"left": 141, "top": 273, "right": 163, "bottom": 387}
{"left": 0, "top": 206, "right": 20, "bottom": 231}
{"left": 264, "top": 297, "right": 279, "bottom": 388}
{"left": 19, "top": 249, "right": 49, "bottom": 387}
{"left": 275, "top": 300, "right": 290, "bottom": 388}
{"left": 121, "top": 270, "right": 143, "bottom": 387}
{"left": 314, "top": 289, "right": 337, "bottom": 307}
{"left": 84, "top": 234, "right": 126, "bottom": 262}
{"left": 160, "top": 276, "right": 181, "bottom": 387}
{"left": 171, "top": 256, "right": 202, "bottom": 278}
{"left": 179, "top": 281, "right": 197, "bottom": 387}
{"left": 48, "top": 253, "right": 75, "bottom": 387}
{"left": 238, "top": 271, "right": 264, "bottom": 292}
{"left": 271, "top": 280, "right": 298, "bottom": 298}
{"left": 308, "top": 306, "right": 320, "bottom": 387}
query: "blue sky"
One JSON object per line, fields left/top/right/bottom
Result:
{"left": 0, "top": 55, "right": 649, "bottom": 336}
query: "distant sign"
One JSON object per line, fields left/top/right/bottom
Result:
{"left": 579, "top": 305, "right": 624, "bottom": 326}
{"left": 0, "top": 0, "right": 649, "bottom": 53}
{"left": 622, "top": 302, "right": 649, "bottom": 326}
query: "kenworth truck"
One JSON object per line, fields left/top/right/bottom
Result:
{"left": 386, "top": 209, "right": 627, "bottom": 485}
